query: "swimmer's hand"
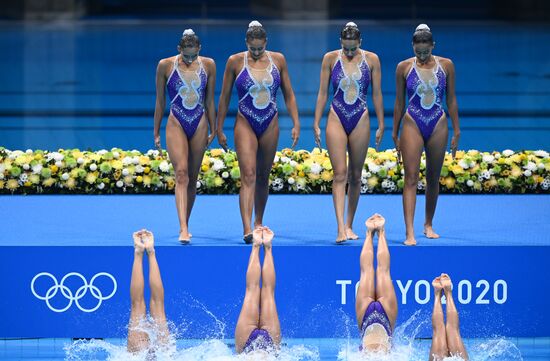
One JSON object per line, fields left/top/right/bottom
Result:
{"left": 392, "top": 131, "right": 401, "bottom": 166}
{"left": 206, "top": 132, "right": 216, "bottom": 149}
{"left": 450, "top": 131, "right": 460, "bottom": 159}
{"left": 313, "top": 125, "right": 322, "bottom": 150}
{"left": 217, "top": 130, "right": 229, "bottom": 152}
{"left": 375, "top": 126, "right": 384, "bottom": 151}
{"left": 291, "top": 126, "right": 300, "bottom": 150}
{"left": 154, "top": 134, "right": 162, "bottom": 150}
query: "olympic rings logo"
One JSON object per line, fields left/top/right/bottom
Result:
{"left": 30, "top": 272, "right": 117, "bottom": 313}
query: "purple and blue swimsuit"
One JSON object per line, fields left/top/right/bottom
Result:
{"left": 331, "top": 50, "right": 371, "bottom": 135}
{"left": 236, "top": 51, "right": 281, "bottom": 137}
{"left": 167, "top": 55, "right": 208, "bottom": 138}
{"left": 406, "top": 56, "right": 447, "bottom": 141}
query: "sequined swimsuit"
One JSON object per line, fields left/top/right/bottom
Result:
{"left": 331, "top": 50, "right": 371, "bottom": 135}
{"left": 361, "top": 301, "right": 393, "bottom": 339}
{"left": 406, "top": 57, "right": 447, "bottom": 141}
{"left": 242, "top": 328, "right": 275, "bottom": 353}
{"left": 167, "top": 55, "right": 208, "bottom": 138}
{"left": 236, "top": 51, "right": 281, "bottom": 137}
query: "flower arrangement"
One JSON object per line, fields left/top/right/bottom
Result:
{"left": 0, "top": 147, "right": 548, "bottom": 194}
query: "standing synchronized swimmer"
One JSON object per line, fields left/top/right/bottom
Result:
{"left": 393, "top": 24, "right": 461, "bottom": 246}
{"left": 356, "top": 214, "right": 398, "bottom": 353}
{"left": 154, "top": 29, "right": 216, "bottom": 244}
{"left": 429, "top": 273, "right": 469, "bottom": 361}
{"left": 235, "top": 226, "right": 281, "bottom": 353}
{"left": 217, "top": 21, "right": 300, "bottom": 244}
{"left": 313, "top": 22, "right": 385, "bottom": 243}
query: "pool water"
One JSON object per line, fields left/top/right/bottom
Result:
{"left": 2, "top": 337, "right": 548, "bottom": 360}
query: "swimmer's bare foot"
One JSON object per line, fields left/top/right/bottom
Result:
{"left": 142, "top": 230, "right": 155, "bottom": 254}
{"left": 252, "top": 228, "right": 263, "bottom": 247}
{"left": 345, "top": 227, "right": 359, "bottom": 240}
{"left": 262, "top": 227, "right": 274, "bottom": 249}
{"left": 440, "top": 273, "right": 453, "bottom": 293}
{"left": 336, "top": 230, "right": 348, "bottom": 244}
{"left": 132, "top": 230, "right": 145, "bottom": 254}
{"left": 404, "top": 237, "right": 417, "bottom": 246}
{"left": 179, "top": 231, "right": 191, "bottom": 245}
{"left": 365, "top": 213, "right": 385, "bottom": 233}
{"left": 424, "top": 225, "right": 440, "bottom": 239}
{"left": 432, "top": 276, "right": 443, "bottom": 297}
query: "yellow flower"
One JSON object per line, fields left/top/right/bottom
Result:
{"left": 29, "top": 174, "right": 40, "bottom": 184}
{"left": 510, "top": 166, "right": 522, "bottom": 178}
{"left": 42, "top": 178, "right": 55, "bottom": 187}
{"left": 24, "top": 181, "right": 32, "bottom": 187}
{"left": 6, "top": 179, "right": 19, "bottom": 190}
{"left": 388, "top": 170, "right": 395, "bottom": 177}
{"left": 201, "top": 164, "right": 210, "bottom": 172}
{"left": 34, "top": 154, "right": 43, "bottom": 160}
{"left": 367, "top": 177, "right": 379, "bottom": 188}
{"left": 214, "top": 176, "right": 224, "bottom": 187}
{"left": 308, "top": 173, "right": 320, "bottom": 181}
{"left": 322, "top": 160, "right": 332, "bottom": 170}
{"left": 165, "top": 176, "right": 175, "bottom": 189}
{"left": 444, "top": 177, "right": 456, "bottom": 189}
{"left": 139, "top": 156, "right": 150, "bottom": 165}
{"left": 0, "top": 180, "right": 4, "bottom": 189}
{"left": 50, "top": 165, "right": 59, "bottom": 174}
{"left": 86, "top": 173, "right": 98, "bottom": 184}
{"left": 451, "top": 165, "right": 464, "bottom": 175}
{"left": 298, "top": 171, "right": 305, "bottom": 177}
{"left": 124, "top": 175, "right": 134, "bottom": 185}
{"left": 136, "top": 176, "right": 143, "bottom": 183}
{"left": 111, "top": 160, "right": 123, "bottom": 170}
{"left": 210, "top": 149, "right": 223, "bottom": 157}
{"left": 321, "top": 171, "right": 333, "bottom": 182}
{"left": 144, "top": 167, "right": 151, "bottom": 174}
{"left": 143, "top": 175, "right": 152, "bottom": 186}
{"left": 66, "top": 178, "right": 77, "bottom": 189}
{"left": 296, "top": 164, "right": 304, "bottom": 171}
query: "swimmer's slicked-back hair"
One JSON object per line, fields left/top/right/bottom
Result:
{"left": 412, "top": 24, "right": 433, "bottom": 44}
{"left": 246, "top": 20, "right": 267, "bottom": 42}
{"left": 179, "top": 28, "right": 200, "bottom": 49}
{"left": 341, "top": 21, "right": 361, "bottom": 41}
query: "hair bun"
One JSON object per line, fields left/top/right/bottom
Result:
{"left": 182, "top": 28, "right": 195, "bottom": 36}
{"left": 345, "top": 22, "right": 358, "bottom": 28}
{"left": 248, "top": 20, "right": 263, "bottom": 28}
{"left": 415, "top": 23, "right": 431, "bottom": 32}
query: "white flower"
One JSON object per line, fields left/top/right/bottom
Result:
{"left": 481, "top": 170, "right": 491, "bottom": 180}
{"left": 281, "top": 156, "right": 290, "bottom": 163}
{"left": 502, "top": 149, "right": 515, "bottom": 157}
{"left": 310, "top": 162, "right": 322, "bottom": 175}
{"left": 367, "top": 163, "right": 381, "bottom": 173}
{"left": 212, "top": 159, "right": 225, "bottom": 171}
{"left": 385, "top": 161, "right": 397, "bottom": 169}
{"left": 61, "top": 173, "right": 70, "bottom": 181}
{"left": 361, "top": 169, "right": 368, "bottom": 177}
{"left": 538, "top": 163, "right": 545, "bottom": 170}
{"left": 523, "top": 170, "right": 532, "bottom": 177}
{"left": 482, "top": 154, "right": 495, "bottom": 163}
{"left": 52, "top": 152, "right": 64, "bottom": 162}
{"left": 97, "top": 182, "right": 105, "bottom": 190}
{"left": 122, "top": 169, "right": 129, "bottom": 176}
{"left": 9, "top": 150, "right": 24, "bottom": 160}
{"left": 274, "top": 155, "right": 280, "bottom": 163}
{"left": 26, "top": 149, "right": 33, "bottom": 154}
{"left": 467, "top": 180, "right": 474, "bottom": 187}
{"left": 77, "top": 157, "right": 84, "bottom": 165}
{"left": 113, "top": 151, "right": 120, "bottom": 159}
{"left": 366, "top": 172, "right": 372, "bottom": 178}
{"left": 296, "top": 183, "right": 304, "bottom": 191}
{"left": 417, "top": 180, "right": 425, "bottom": 190}
{"left": 0, "top": 164, "right": 5, "bottom": 173}
{"left": 361, "top": 177, "right": 368, "bottom": 184}
{"left": 420, "top": 159, "right": 426, "bottom": 168}
{"left": 55, "top": 161, "right": 63, "bottom": 167}
{"left": 541, "top": 178, "right": 550, "bottom": 190}
{"left": 122, "top": 157, "right": 133, "bottom": 166}
{"left": 534, "top": 150, "right": 549, "bottom": 158}
{"left": 495, "top": 153, "right": 501, "bottom": 159}
{"left": 133, "top": 156, "right": 140, "bottom": 165}
{"left": 116, "top": 180, "right": 124, "bottom": 188}
{"left": 478, "top": 176, "right": 484, "bottom": 182}
{"left": 524, "top": 161, "right": 537, "bottom": 172}
{"left": 0, "top": 173, "right": 4, "bottom": 180}
{"left": 146, "top": 149, "right": 160, "bottom": 157}
{"left": 289, "top": 160, "right": 298, "bottom": 167}
{"left": 222, "top": 171, "right": 229, "bottom": 178}
{"left": 23, "top": 164, "right": 30, "bottom": 170}
{"left": 97, "top": 149, "right": 108, "bottom": 155}
{"left": 32, "top": 164, "right": 42, "bottom": 174}
{"left": 458, "top": 159, "right": 469, "bottom": 169}
{"left": 89, "top": 164, "right": 97, "bottom": 171}
{"left": 159, "top": 161, "right": 170, "bottom": 172}
{"left": 381, "top": 180, "right": 390, "bottom": 188}
{"left": 361, "top": 185, "right": 369, "bottom": 194}
{"left": 287, "top": 177, "right": 295, "bottom": 185}
{"left": 19, "top": 174, "right": 28, "bottom": 182}
{"left": 196, "top": 181, "right": 201, "bottom": 189}
{"left": 135, "top": 165, "right": 144, "bottom": 173}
